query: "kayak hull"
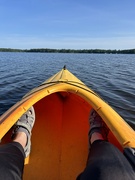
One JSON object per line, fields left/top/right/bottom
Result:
{"left": 0, "top": 68, "right": 135, "bottom": 179}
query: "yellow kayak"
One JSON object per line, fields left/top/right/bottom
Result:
{"left": 0, "top": 66, "right": 135, "bottom": 180}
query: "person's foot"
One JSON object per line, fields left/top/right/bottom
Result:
{"left": 88, "top": 109, "right": 109, "bottom": 141}
{"left": 12, "top": 106, "right": 35, "bottom": 157}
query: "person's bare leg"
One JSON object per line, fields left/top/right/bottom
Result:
{"left": 90, "top": 132, "right": 104, "bottom": 144}
{"left": 13, "top": 132, "right": 27, "bottom": 149}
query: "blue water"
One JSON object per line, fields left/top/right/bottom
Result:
{"left": 0, "top": 52, "right": 135, "bottom": 130}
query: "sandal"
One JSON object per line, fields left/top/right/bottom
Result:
{"left": 12, "top": 106, "right": 35, "bottom": 157}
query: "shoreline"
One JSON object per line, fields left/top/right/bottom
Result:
{"left": 0, "top": 48, "right": 135, "bottom": 54}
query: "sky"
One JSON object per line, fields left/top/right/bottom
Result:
{"left": 0, "top": 0, "right": 135, "bottom": 50}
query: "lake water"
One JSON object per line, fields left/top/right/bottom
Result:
{"left": 0, "top": 52, "right": 135, "bottom": 130}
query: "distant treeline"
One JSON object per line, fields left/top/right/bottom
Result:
{"left": 0, "top": 48, "right": 135, "bottom": 54}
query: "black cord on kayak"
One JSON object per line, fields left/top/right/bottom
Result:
{"left": 24, "top": 80, "right": 101, "bottom": 100}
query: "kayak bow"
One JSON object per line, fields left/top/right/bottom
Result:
{"left": 0, "top": 67, "right": 135, "bottom": 179}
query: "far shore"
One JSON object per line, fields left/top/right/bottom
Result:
{"left": 0, "top": 48, "right": 135, "bottom": 54}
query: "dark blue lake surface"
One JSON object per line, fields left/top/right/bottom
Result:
{"left": 0, "top": 52, "right": 135, "bottom": 129}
